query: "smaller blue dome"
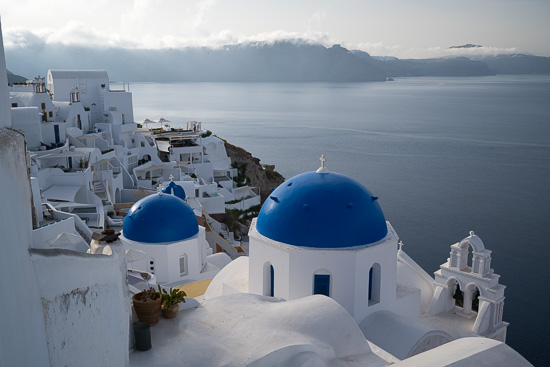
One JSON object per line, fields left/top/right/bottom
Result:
{"left": 162, "top": 181, "right": 186, "bottom": 200}
{"left": 256, "top": 171, "right": 387, "bottom": 248}
{"left": 123, "top": 193, "right": 198, "bottom": 244}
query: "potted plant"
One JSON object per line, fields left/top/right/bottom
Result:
{"left": 132, "top": 287, "right": 162, "bottom": 326}
{"left": 158, "top": 285, "right": 186, "bottom": 319}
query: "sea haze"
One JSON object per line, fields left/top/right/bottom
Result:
{"left": 131, "top": 75, "right": 550, "bottom": 365}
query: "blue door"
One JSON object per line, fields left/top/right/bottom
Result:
{"left": 54, "top": 125, "right": 60, "bottom": 144}
{"left": 314, "top": 274, "right": 330, "bottom": 297}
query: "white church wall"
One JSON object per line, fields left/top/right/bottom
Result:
{"left": 165, "top": 234, "right": 202, "bottom": 283}
{"left": 125, "top": 240, "right": 169, "bottom": 283}
{"left": 248, "top": 226, "right": 291, "bottom": 298}
{"left": 353, "top": 236, "right": 399, "bottom": 323}
{"left": 30, "top": 249, "right": 129, "bottom": 366}
{"left": 288, "top": 249, "right": 357, "bottom": 314}
{"left": 249, "top": 219, "right": 403, "bottom": 322}
{"left": 397, "top": 250, "right": 435, "bottom": 314}
{"left": 393, "top": 284, "right": 422, "bottom": 321}
{"left": 122, "top": 229, "right": 205, "bottom": 285}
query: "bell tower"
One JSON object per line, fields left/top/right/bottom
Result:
{"left": 428, "top": 231, "right": 508, "bottom": 341}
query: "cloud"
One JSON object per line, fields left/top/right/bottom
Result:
{"left": 4, "top": 25, "right": 520, "bottom": 59}
{"left": 46, "top": 22, "right": 138, "bottom": 48}
{"left": 3, "top": 28, "right": 47, "bottom": 49}
{"left": 348, "top": 42, "right": 519, "bottom": 59}
{"left": 4, "top": 23, "right": 137, "bottom": 49}
{"left": 4, "top": 25, "right": 335, "bottom": 50}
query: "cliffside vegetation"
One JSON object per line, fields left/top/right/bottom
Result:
{"left": 222, "top": 139, "right": 285, "bottom": 236}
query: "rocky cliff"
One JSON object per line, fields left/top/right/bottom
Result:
{"left": 223, "top": 139, "right": 285, "bottom": 202}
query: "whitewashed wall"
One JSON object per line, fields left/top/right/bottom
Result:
{"left": 122, "top": 227, "right": 205, "bottom": 285}
{"left": 11, "top": 107, "right": 42, "bottom": 148}
{"left": 0, "top": 128, "right": 50, "bottom": 365}
{"left": 31, "top": 249, "right": 130, "bottom": 366}
{"left": 249, "top": 219, "right": 401, "bottom": 323}
{"left": 32, "top": 216, "right": 75, "bottom": 248}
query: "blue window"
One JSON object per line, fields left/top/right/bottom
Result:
{"left": 263, "top": 263, "right": 274, "bottom": 297}
{"left": 368, "top": 264, "right": 381, "bottom": 305}
{"left": 369, "top": 267, "right": 373, "bottom": 301}
{"left": 314, "top": 274, "right": 330, "bottom": 297}
{"left": 269, "top": 265, "right": 274, "bottom": 297}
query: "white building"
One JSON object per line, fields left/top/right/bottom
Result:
{"left": 120, "top": 181, "right": 230, "bottom": 287}
{"left": 249, "top": 164, "right": 400, "bottom": 324}
{"left": 208, "top": 157, "right": 518, "bottom": 362}
{"left": 0, "top": 23, "right": 130, "bottom": 367}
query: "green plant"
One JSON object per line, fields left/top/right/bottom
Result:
{"left": 141, "top": 287, "right": 160, "bottom": 302}
{"left": 231, "top": 161, "right": 248, "bottom": 187}
{"left": 158, "top": 285, "right": 186, "bottom": 309}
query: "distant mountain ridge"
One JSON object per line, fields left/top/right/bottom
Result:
{"left": 352, "top": 50, "right": 496, "bottom": 77}
{"left": 7, "top": 70, "right": 26, "bottom": 84}
{"left": 5, "top": 42, "right": 550, "bottom": 82}
{"left": 475, "top": 54, "right": 550, "bottom": 74}
{"left": 5, "top": 42, "right": 386, "bottom": 82}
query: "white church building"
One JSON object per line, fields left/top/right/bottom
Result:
{"left": 120, "top": 180, "right": 230, "bottom": 287}
{"left": 208, "top": 157, "right": 510, "bottom": 360}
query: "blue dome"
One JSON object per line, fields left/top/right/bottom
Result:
{"left": 162, "top": 181, "right": 186, "bottom": 200}
{"left": 256, "top": 171, "right": 387, "bottom": 248}
{"left": 123, "top": 193, "right": 198, "bottom": 244}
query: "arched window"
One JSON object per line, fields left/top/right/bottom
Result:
{"left": 179, "top": 254, "right": 188, "bottom": 276}
{"left": 368, "top": 263, "right": 381, "bottom": 306}
{"left": 453, "top": 282, "right": 464, "bottom": 308}
{"left": 263, "top": 262, "right": 274, "bottom": 297}
{"left": 472, "top": 287, "right": 480, "bottom": 312}
{"left": 313, "top": 275, "right": 330, "bottom": 297}
{"left": 463, "top": 283, "right": 480, "bottom": 315}
{"left": 313, "top": 269, "right": 332, "bottom": 297}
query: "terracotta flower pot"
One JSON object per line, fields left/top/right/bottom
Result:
{"left": 162, "top": 303, "right": 179, "bottom": 319}
{"left": 132, "top": 292, "right": 162, "bottom": 326}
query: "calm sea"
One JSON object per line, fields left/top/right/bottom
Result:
{"left": 130, "top": 76, "right": 550, "bottom": 365}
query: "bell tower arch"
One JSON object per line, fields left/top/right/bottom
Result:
{"left": 428, "top": 231, "right": 508, "bottom": 342}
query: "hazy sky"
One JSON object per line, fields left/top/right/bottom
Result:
{"left": 2, "top": 0, "right": 549, "bottom": 58}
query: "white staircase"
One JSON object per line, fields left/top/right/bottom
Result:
{"left": 93, "top": 181, "right": 107, "bottom": 199}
